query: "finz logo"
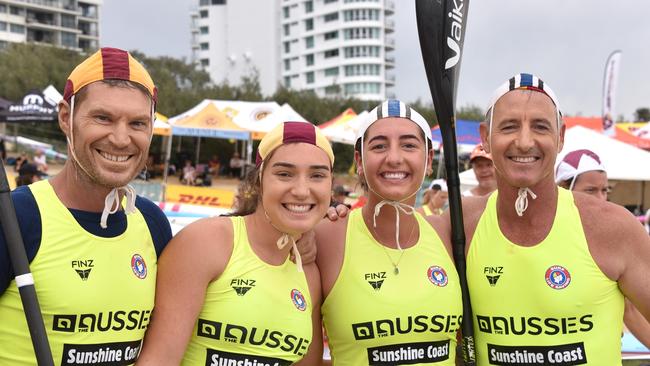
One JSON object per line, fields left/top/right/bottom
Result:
{"left": 291, "top": 289, "right": 307, "bottom": 311}
{"left": 484, "top": 266, "right": 503, "bottom": 287}
{"left": 231, "top": 278, "right": 256, "bottom": 296}
{"left": 131, "top": 254, "right": 147, "bottom": 279}
{"left": 545, "top": 265, "right": 571, "bottom": 289}
{"left": 445, "top": 0, "right": 465, "bottom": 70}
{"left": 71, "top": 259, "right": 94, "bottom": 281}
{"left": 364, "top": 271, "right": 386, "bottom": 291}
{"left": 427, "top": 266, "right": 448, "bottom": 287}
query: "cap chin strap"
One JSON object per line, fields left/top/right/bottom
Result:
{"left": 68, "top": 95, "right": 138, "bottom": 229}
{"left": 360, "top": 135, "right": 429, "bottom": 251}
{"left": 515, "top": 187, "right": 537, "bottom": 217}
{"left": 100, "top": 186, "right": 137, "bottom": 228}
{"left": 259, "top": 164, "right": 303, "bottom": 272}
{"left": 263, "top": 209, "right": 303, "bottom": 272}
{"left": 372, "top": 201, "right": 416, "bottom": 250}
{"left": 568, "top": 176, "right": 578, "bottom": 191}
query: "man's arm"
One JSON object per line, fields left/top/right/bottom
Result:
{"left": 617, "top": 217, "right": 650, "bottom": 324}
{"left": 581, "top": 198, "right": 650, "bottom": 323}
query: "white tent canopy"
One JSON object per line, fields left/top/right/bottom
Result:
{"left": 320, "top": 111, "right": 369, "bottom": 145}
{"left": 560, "top": 126, "right": 650, "bottom": 181}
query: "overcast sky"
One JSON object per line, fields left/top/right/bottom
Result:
{"left": 101, "top": 0, "right": 650, "bottom": 120}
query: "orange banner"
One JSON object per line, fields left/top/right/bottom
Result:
{"left": 165, "top": 184, "right": 235, "bottom": 209}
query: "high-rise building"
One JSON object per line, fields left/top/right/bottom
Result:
{"left": 0, "top": 0, "right": 101, "bottom": 52}
{"left": 192, "top": 0, "right": 395, "bottom": 101}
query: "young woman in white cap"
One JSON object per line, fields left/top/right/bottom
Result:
{"left": 315, "top": 100, "right": 462, "bottom": 365}
{"left": 418, "top": 178, "right": 449, "bottom": 216}
{"left": 556, "top": 149, "right": 650, "bottom": 349}
{"left": 138, "top": 122, "right": 334, "bottom": 365}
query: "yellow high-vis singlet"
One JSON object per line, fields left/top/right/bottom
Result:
{"left": 322, "top": 209, "right": 462, "bottom": 365}
{"left": 422, "top": 205, "right": 433, "bottom": 216}
{"left": 467, "top": 189, "right": 624, "bottom": 366}
{"left": 182, "top": 216, "right": 312, "bottom": 366}
{"left": 0, "top": 180, "right": 157, "bottom": 365}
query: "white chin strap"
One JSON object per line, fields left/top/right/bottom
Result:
{"left": 515, "top": 187, "right": 537, "bottom": 217}
{"left": 276, "top": 233, "right": 302, "bottom": 273}
{"left": 372, "top": 201, "right": 415, "bottom": 251}
{"left": 263, "top": 202, "right": 303, "bottom": 273}
{"left": 100, "top": 185, "right": 137, "bottom": 229}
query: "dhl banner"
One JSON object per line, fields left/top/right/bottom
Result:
{"left": 165, "top": 184, "right": 235, "bottom": 208}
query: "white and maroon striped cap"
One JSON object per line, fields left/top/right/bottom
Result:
{"left": 555, "top": 149, "right": 606, "bottom": 184}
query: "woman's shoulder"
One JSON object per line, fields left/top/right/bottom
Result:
{"left": 162, "top": 216, "right": 236, "bottom": 281}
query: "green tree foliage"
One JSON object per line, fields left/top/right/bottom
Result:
{"left": 457, "top": 104, "right": 485, "bottom": 122}
{"left": 409, "top": 99, "right": 437, "bottom": 127}
{"left": 0, "top": 43, "right": 83, "bottom": 101}
{"left": 634, "top": 107, "right": 650, "bottom": 122}
{"left": 0, "top": 44, "right": 485, "bottom": 172}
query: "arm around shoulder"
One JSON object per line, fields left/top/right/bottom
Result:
{"left": 137, "top": 216, "right": 234, "bottom": 365}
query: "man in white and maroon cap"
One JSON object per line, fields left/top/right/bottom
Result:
{"left": 555, "top": 149, "right": 610, "bottom": 201}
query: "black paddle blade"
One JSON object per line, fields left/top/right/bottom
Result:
{"left": 416, "top": 1, "right": 475, "bottom": 365}
{"left": 415, "top": 0, "right": 469, "bottom": 140}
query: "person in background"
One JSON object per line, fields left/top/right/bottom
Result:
{"left": 182, "top": 159, "right": 196, "bottom": 185}
{"left": 463, "top": 143, "right": 496, "bottom": 197}
{"left": 332, "top": 185, "right": 351, "bottom": 208}
{"left": 137, "top": 122, "right": 332, "bottom": 365}
{"left": 15, "top": 163, "right": 43, "bottom": 187}
{"left": 556, "top": 148, "right": 650, "bottom": 349}
{"left": 230, "top": 151, "right": 244, "bottom": 179}
{"left": 418, "top": 178, "right": 448, "bottom": 216}
{"left": 556, "top": 149, "right": 610, "bottom": 200}
{"left": 33, "top": 148, "right": 48, "bottom": 173}
{"left": 13, "top": 152, "right": 28, "bottom": 173}
{"left": 208, "top": 154, "right": 221, "bottom": 177}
